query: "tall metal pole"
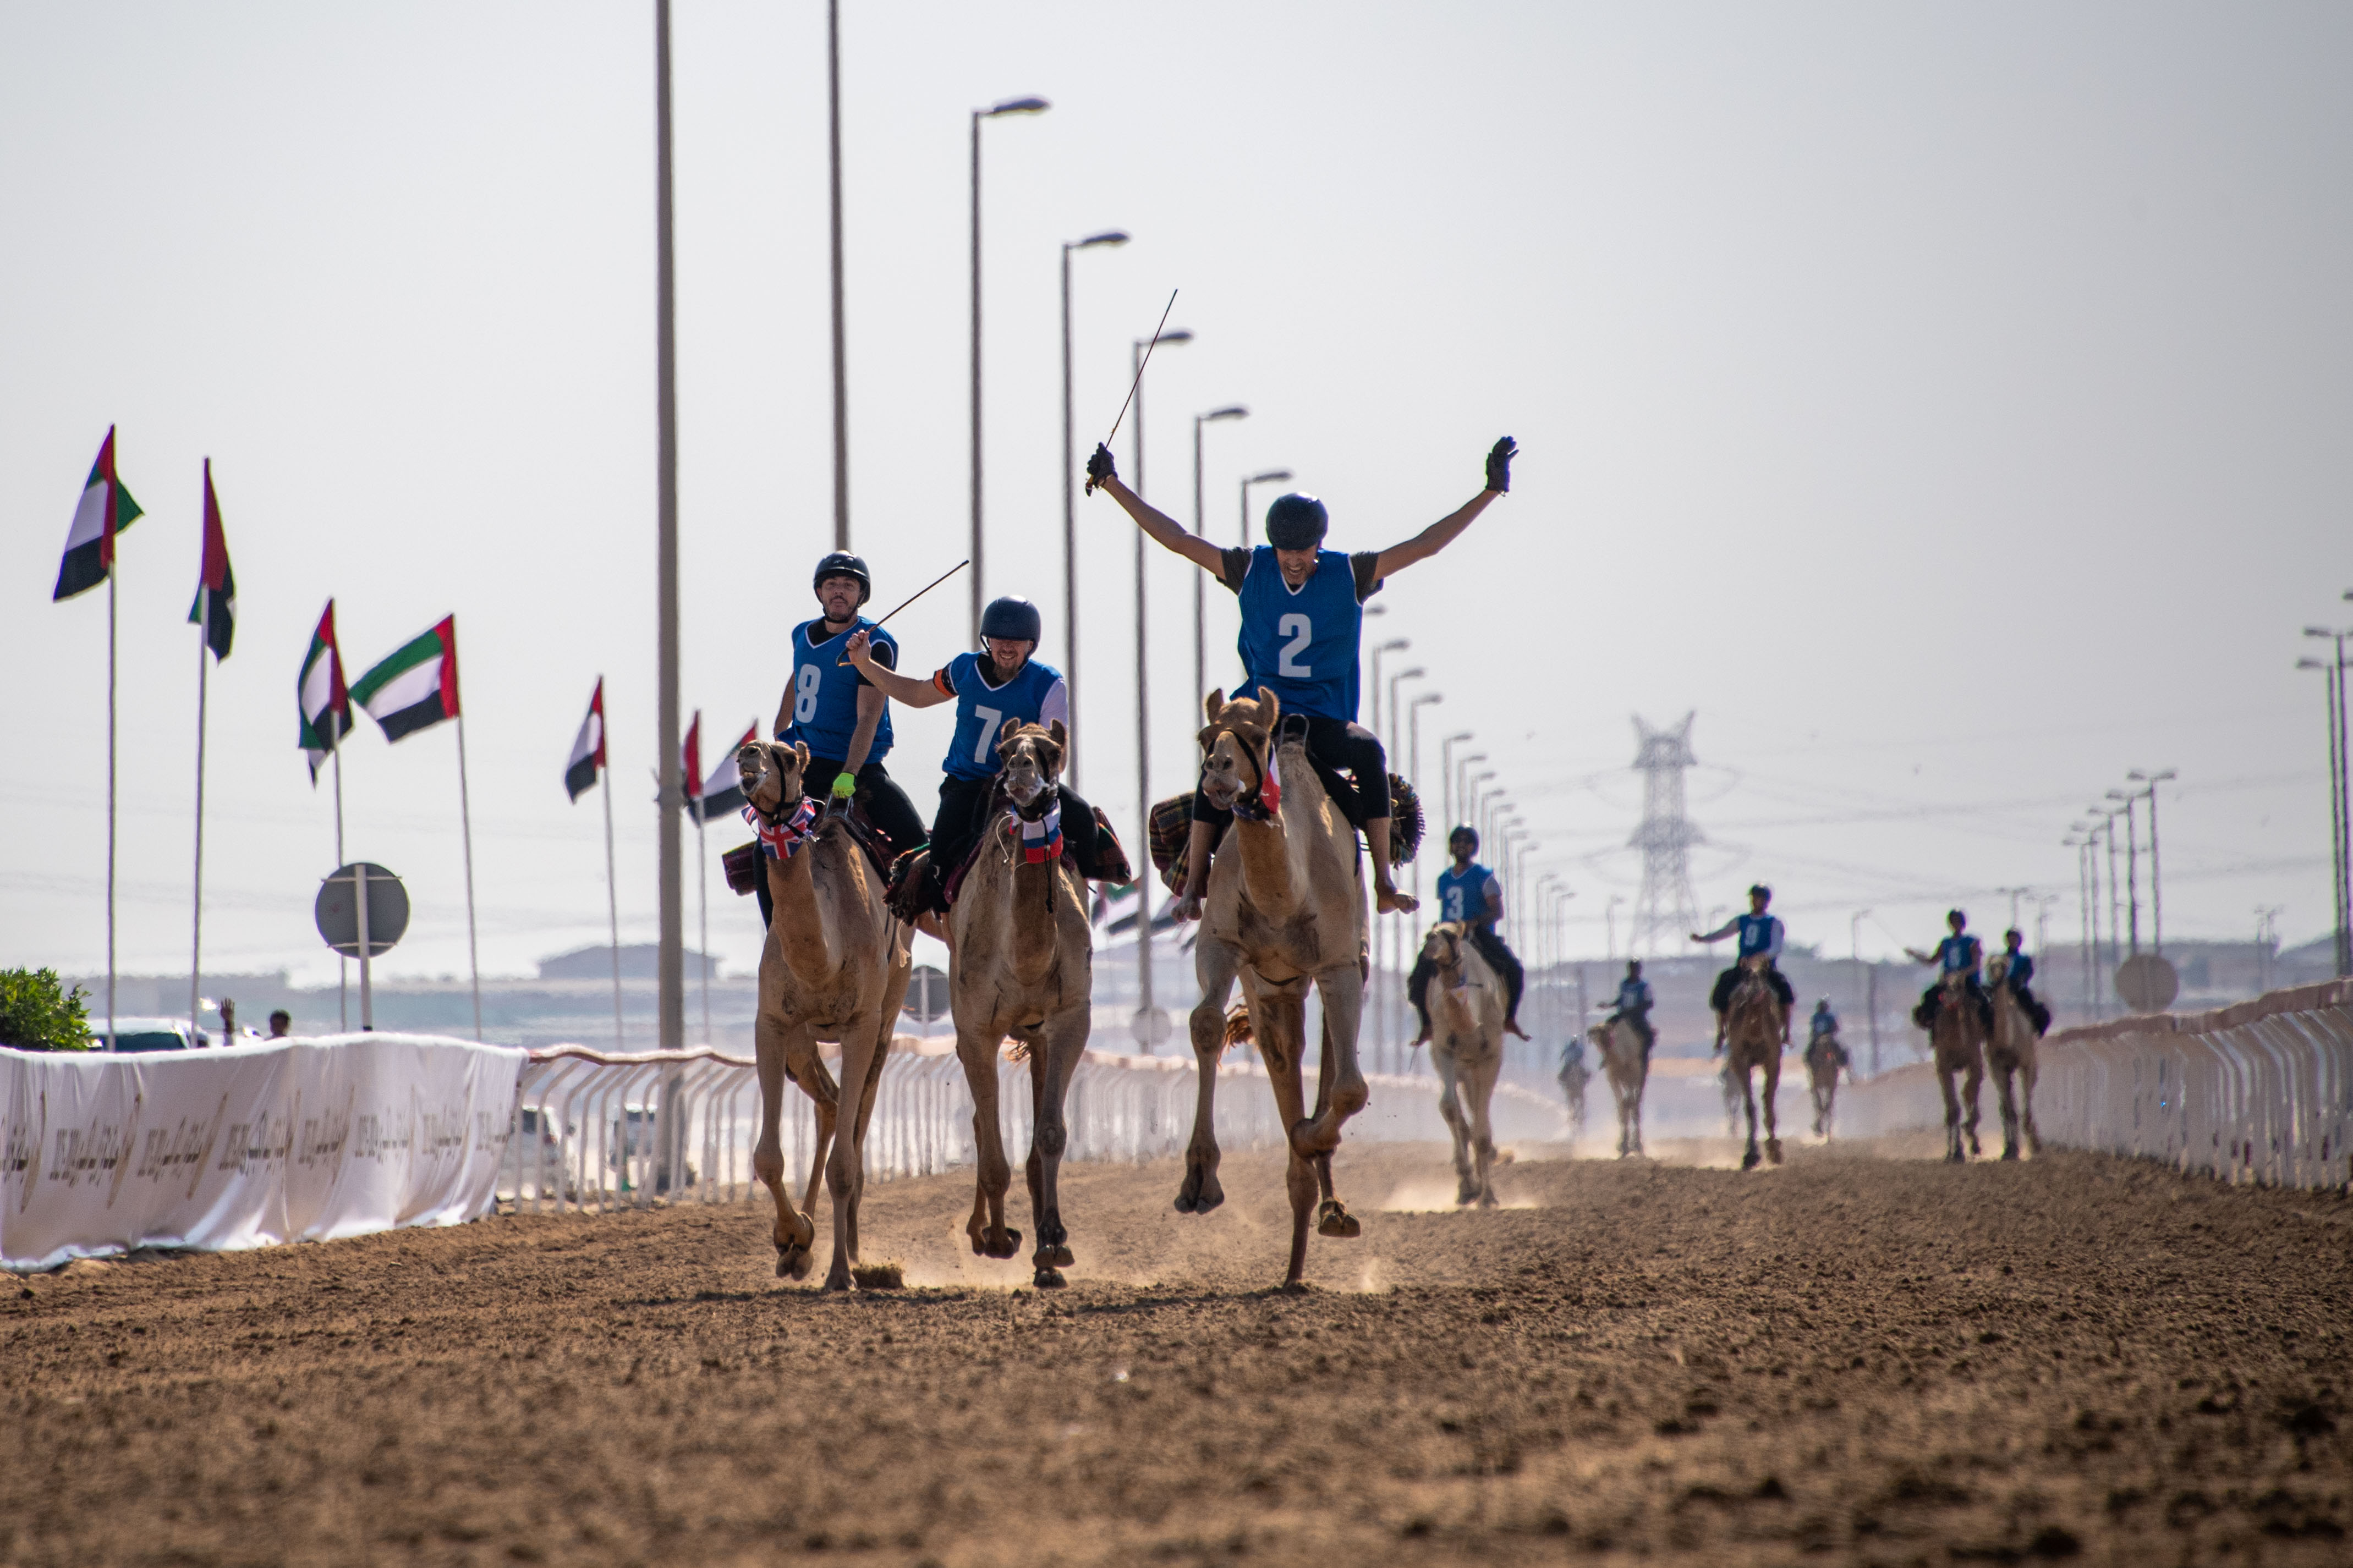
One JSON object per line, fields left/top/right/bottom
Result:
{"left": 190, "top": 602, "right": 209, "bottom": 1041}
{"left": 655, "top": 0, "right": 685, "bottom": 1154}
{"left": 2338, "top": 638, "right": 2352, "bottom": 975}
{"left": 970, "top": 111, "right": 984, "bottom": 642}
{"left": 827, "top": 0, "right": 848, "bottom": 550}
{"left": 604, "top": 705, "right": 623, "bottom": 1052}
{"left": 333, "top": 745, "right": 346, "bottom": 1030}
{"left": 107, "top": 565, "right": 116, "bottom": 1048}
{"left": 1133, "top": 339, "right": 1155, "bottom": 1045}
{"left": 2104, "top": 813, "right": 2122, "bottom": 992}
{"left": 2333, "top": 658, "right": 2349, "bottom": 975}
{"left": 456, "top": 714, "right": 482, "bottom": 1040}
{"left": 2120, "top": 795, "right": 2140, "bottom": 958}
{"left": 1062, "top": 244, "right": 1077, "bottom": 786}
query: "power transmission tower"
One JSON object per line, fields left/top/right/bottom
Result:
{"left": 1628, "top": 712, "right": 1702, "bottom": 956}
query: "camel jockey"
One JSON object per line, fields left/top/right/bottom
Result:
{"left": 1406, "top": 825, "right": 1529, "bottom": 1042}
{"left": 1998, "top": 928, "right": 2054, "bottom": 1035}
{"left": 844, "top": 596, "right": 1118, "bottom": 915}
{"left": 1694, "top": 885, "right": 1796, "bottom": 1049}
{"left": 1906, "top": 909, "right": 1995, "bottom": 1032}
{"left": 755, "top": 552, "right": 931, "bottom": 928}
{"left": 1087, "top": 435, "right": 1517, "bottom": 921}
{"left": 1608, "top": 959, "right": 1655, "bottom": 1054}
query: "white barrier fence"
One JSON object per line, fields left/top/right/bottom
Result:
{"left": 1842, "top": 981, "right": 2353, "bottom": 1190}
{"left": 497, "top": 1039, "right": 1571, "bottom": 1212}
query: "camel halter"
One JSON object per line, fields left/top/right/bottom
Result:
{"left": 1011, "top": 785, "right": 1064, "bottom": 865}
{"left": 742, "top": 794, "right": 820, "bottom": 860}
{"left": 1206, "top": 719, "right": 1283, "bottom": 822}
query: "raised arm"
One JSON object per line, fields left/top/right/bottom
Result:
{"left": 1371, "top": 437, "right": 1516, "bottom": 580}
{"left": 1085, "top": 444, "right": 1224, "bottom": 574}
{"left": 844, "top": 630, "right": 953, "bottom": 708}
{"left": 1902, "top": 947, "right": 1937, "bottom": 966}
{"left": 1691, "top": 916, "right": 1740, "bottom": 944}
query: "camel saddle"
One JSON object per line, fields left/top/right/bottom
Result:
{"left": 885, "top": 793, "right": 1128, "bottom": 923}
{"left": 721, "top": 798, "right": 901, "bottom": 898}
{"left": 1147, "top": 762, "right": 1423, "bottom": 893}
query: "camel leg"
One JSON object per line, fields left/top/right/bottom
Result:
{"left": 1738, "top": 1058, "right": 1763, "bottom": 1170}
{"left": 2020, "top": 1053, "right": 2042, "bottom": 1155}
{"left": 1434, "top": 1048, "right": 1473, "bottom": 1203}
{"left": 752, "top": 1014, "right": 819, "bottom": 1280}
{"left": 1762, "top": 1050, "right": 1784, "bottom": 1165}
{"left": 1178, "top": 936, "right": 1243, "bottom": 1215}
{"left": 1307, "top": 984, "right": 1364, "bottom": 1237}
{"left": 1962, "top": 1049, "right": 1984, "bottom": 1158}
{"left": 1024, "top": 1002, "right": 1088, "bottom": 1286}
{"left": 1248, "top": 985, "right": 1322, "bottom": 1284}
{"left": 1469, "top": 1057, "right": 1501, "bottom": 1207}
{"left": 1294, "top": 962, "right": 1368, "bottom": 1159}
{"left": 953, "top": 1020, "right": 1022, "bottom": 1262}
{"left": 1992, "top": 1054, "right": 2021, "bottom": 1159}
{"left": 793, "top": 1046, "right": 841, "bottom": 1220}
{"left": 817, "top": 1013, "right": 890, "bottom": 1292}
{"left": 1938, "top": 1061, "right": 1964, "bottom": 1163}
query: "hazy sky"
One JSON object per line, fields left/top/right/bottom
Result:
{"left": 4, "top": 1, "right": 2349, "bottom": 991}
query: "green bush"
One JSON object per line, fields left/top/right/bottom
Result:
{"left": 0, "top": 968, "right": 95, "bottom": 1052}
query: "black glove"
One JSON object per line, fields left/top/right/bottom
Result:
{"left": 1084, "top": 442, "right": 1118, "bottom": 494}
{"left": 1485, "top": 436, "right": 1517, "bottom": 494}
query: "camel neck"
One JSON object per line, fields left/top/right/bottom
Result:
{"left": 765, "top": 835, "right": 840, "bottom": 986}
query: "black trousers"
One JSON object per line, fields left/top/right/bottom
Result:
{"left": 1192, "top": 715, "right": 1391, "bottom": 826}
{"left": 929, "top": 776, "right": 1116, "bottom": 887}
{"left": 1710, "top": 962, "right": 1795, "bottom": 1013}
{"left": 2008, "top": 983, "right": 2053, "bottom": 1035}
{"left": 1407, "top": 921, "right": 1524, "bottom": 1032}
{"left": 753, "top": 757, "right": 925, "bottom": 929}
{"left": 1916, "top": 975, "right": 1995, "bottom": 1032}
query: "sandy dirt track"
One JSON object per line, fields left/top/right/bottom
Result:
{"left": 3, "top": 1138, "right": 2349, "bottom": 1567}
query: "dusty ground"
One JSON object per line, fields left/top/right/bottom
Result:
{"left": 3, "top": 1138, "right": 2348, "bottom": 1567}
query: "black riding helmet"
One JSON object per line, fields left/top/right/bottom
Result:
{"left": 978, "top": 595, "right": 1043, "bottom": 644}
{"left": 1265, "top": 493, "right": 1329, "bottom": 551}
{"left": 813, "top": 551, "right": 871, "bottom": 606}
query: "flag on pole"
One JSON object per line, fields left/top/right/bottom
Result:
{"left": 695, "top": 722, "right": 755, "bottom": 821}
{"left": 52, "top": 427, "right": 144, "bottom": 601}
{"left": 566, "top": 679, "right": 607, "bottom": 801}
{"left": 185, "top": 460, "right": 237, "bottom": 659}
{"left": 681, "top": 710, "right": 701, "bottom": 819}
{"left": 352, "top": 616, "right": 460, "bottom": 742}
{"left": 297, "top": 601, "right": 352, "bottom": 782}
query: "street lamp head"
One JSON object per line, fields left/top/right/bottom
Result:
{"left": 1413, "top": 692, "right": 1444, "bottom": 707}
{"left": 1395, "top": 667, "right": 1425, "bottom": 681}
{"left": 1150, "top": 328, "right": 1194, "bottom": 347}
{"left": 984, "top": 96, "right": 1051, "bottom": 116}
{"left": 1378, "top": 637, "right": 1409, "bottom": 653}
{"left": 1248, "top": 468, "right": 1293, "bottom": 485}
{"left": 2105, "top": 788, "right": 2130, "bottom": 802}
{"left": 2297, "top": 657, "right": 2328, "bottom": 669}
{"left": 1444, "top": 731, "right": 1473, "bottom": 744}
{"left": 1202, "top": 405, "right": 1248, "bottom": 423}
{"left": 2304, "top": 626, "right": 2338, "bottom": 639}
{"left": 1073, "top": 229, "right": 1129, "bottom": 249}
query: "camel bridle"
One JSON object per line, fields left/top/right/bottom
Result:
{"left": 743, "top": 744, "right": 810, "bottom": 829}
{"left": 1203, "top": 714, "right": 1279, "bottom": 822}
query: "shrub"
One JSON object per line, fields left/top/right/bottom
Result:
{"left": 0, "top": 968, "right": 95, "bottom": 1052}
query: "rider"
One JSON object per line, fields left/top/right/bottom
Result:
{"left": 1906, "top": 909, "right": 1994, "bottom": 1033}
{"left": 1807, "top": 998, "right": 1850, "bottom": 1069}
{"left": 1693, "top": 885, "right": 1796, "bottom": 1049}
{"left": 1087, "top": 436, "right": 1517, "bottom": 921}
{"left": 1406, "top": 825, "right": 1529, "bottom": 1042}
{"left": 757, "top": 552, "right": 930, "bottom": 928}
{"left": 1997, "top": 927, "right": 2053, "bottom": 1035}
{"left": 1607, "top": 959, "right": 1655, "bottom": 1055}
{"left": 844, "top": 595, "right": 1117, "bottom": 916}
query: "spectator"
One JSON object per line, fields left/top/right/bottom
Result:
{"left": 267, "top": 1009, "right": 292, "bottom": 1039}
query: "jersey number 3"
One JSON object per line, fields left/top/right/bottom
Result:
{"left": 793, "top": 664, "right": 822, "bottom": 724}
{"left": 1277, "top": 613, "right": 1312, "bottom": 677}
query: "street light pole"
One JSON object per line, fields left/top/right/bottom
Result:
{"left": 1368, "top": 639, "right": 1408, "bottom": 744}
{"left": 1408, "top": 694, "right": 1444, "bottom": 917}
{"left": 826, "top": 0, "right": 848, "bottom": 549}
{"left": 2106, "top": 789, "right": 2141, "bottom": 958}
{"left": 2127, "top": 769, "right": 2177, "bottom": 956}
{"left": 1193, "top": 406, "right": 1248, "bottom": 718}
{"left": 2302, "top": 629, "right": 2353, "bottom": 976}
{"left": 1379, "top": 666, "right": 1423, "bottom": 1056}
{"left": 1060, "top": 228, "right": 1128, "bottom": 789}
{"left": 1439, "top": 738, "right": 1476, "bottom": 832}
{"left": 1130, "top": 327, "right": 1192, "bottom": 1048}
{"left": 969, "top": 94, "right": 1049, "bottom": 642}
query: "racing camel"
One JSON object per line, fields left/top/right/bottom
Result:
{"left": 1587, "top": 1016, "right": 1650, "bottom": 1158}
{"left": 1984, "top": 954, "right": 2043, "bottom": 1160}
{"left": 1804, "top": 1029, "right": 1850, "bottom": 1140}
{"left": 1925, "top": 970, "right": 1987, "bottom": 1162}
{"left": 1419, "top": 922, "right": 1507, "bottom": 1206}
{"left": 944, "top": 722, "right": 1095, "bottom": 1287}
{"left": 738, "top": 738, "right": 913, "bottom": 1290}
{"left": 1720, "top": 955, "right": 1787, "bottom": 1169}
{"left": 1179, "top": 689, "right": 1371, "bottom": 1288}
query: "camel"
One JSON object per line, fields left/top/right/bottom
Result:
{"left": 1984, "top": 955, "right": 2042, "bottom": 1160}
{"left": 1420, "top": 922, "right": 1506, "bottom": 1206}
{"left": 1178, "top": 689, "right": 1371, "bottom": 1288}
{"left": 1804, "top": 1031, "right": 1849, "bottom": 1140}
{"left": 1719, "top": 955, "right": 1786, "bottom": 1170}
{"left": 737, "top": 738, "right": 914, "bottom": 1290}
{"left": 1587, "top": 1017, "right": 1649, "bottom": 1158}
{"left": 1555, "top": 1041, "right": 1590, "bottom": 1141}
{"left": 1925, "top": 970, "right": 1987, "bottom": 1162}
{"left": 944, "top": 721, "right": 1095, "bottom": 1288}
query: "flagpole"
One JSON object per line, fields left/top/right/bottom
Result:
{"left": 602, "top": 695, "right": 623, "bottom": 1053}
{"left": 698, "top": 812, "right": 710, "bottom": 1046}
{"left": 333, "top": 745, "right": 348, "bottom": 1031}
{"left": 456, "top": 714, "right": 482, "bottom": 1040}
{"left": 107, "top": 564, "right": 117, "bottom": 1049}
{"left": 191, "top": 599, "right": 209, "bottom": 1043}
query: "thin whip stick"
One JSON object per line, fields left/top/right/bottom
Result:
{"left": 1085, "top": 288, "right": 1177, "bottom": 494}
{"left": 836, "top": 558, "right": 969, "bottom": 663}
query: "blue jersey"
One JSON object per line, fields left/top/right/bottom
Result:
{"left": 1809, "top": 1008, "right": 1839, "bottom": 1040}
{"left": 1435, "top": 863, "right": 1500, "bottom": 925}
{"left": 2004, "top": 950, "right": 2034, "bottom": 987}
{"left": 1234, "top": 547, "right": 1364, "bottom": 722}
{"left": 939, "top": 652, "right": 1068, "bottom": 780}
{"left": 1937, "top": 934, "right": 1982, "bottom": 974}
{"left": 781, "top": 617, "right": 895, "bottom": 764}
{"left": 1736, "top": 912, "right": 1783, "bottom": 960}
{"left": 1616, "top": 977, "right": 1652, "bottom": 1013}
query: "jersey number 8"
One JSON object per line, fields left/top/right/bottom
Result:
{"left": 793, "top": 664, "right": 822, "bottom": 724}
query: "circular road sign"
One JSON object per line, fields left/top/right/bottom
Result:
{"left": 1131, "top": 1006, "right": 1173, "bottom": 1048}
{"left": 315, "top": 863, "right": 410, "bottom": 958}
{"left": 901, "top": 965, "right": 949, "bottom": 1024}
{"left": 2114, "top": 953, "right": 2180, "bottom": 1014}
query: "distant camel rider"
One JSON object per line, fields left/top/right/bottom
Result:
{"left": 1807, "top": 999, "right": 1849, "bottom": 1068}
{"left": 1997, "top": 927, "right": 2053, "bottom": 1035}
{"left": 1089, "top": 435, "right": 1518, "bottom": 920}
{"left": 1906, "top": 909, "right": 1994, "bottom": 1032}
{"left": 1608, "top": 959, "right": 1655, "bottom": 1055}
{"left": 1694, "top": 885, "right": 1796, "bottom": 1049}
{"left": 1406, "top": 825, "right": 1529, "bottom": 1042}
{"left": 846, "top": 596, "right": 1119, "bottom": 919}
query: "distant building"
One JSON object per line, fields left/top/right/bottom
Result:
{"left": 536, "top": 944, "right": 721, "bottom": 982}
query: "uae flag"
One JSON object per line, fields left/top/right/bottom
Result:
{"left": 352, "top": 615, "right": 461, "bottom": 742}
{"left": 297, "top": 601, "right": 353, "bottom": 781}
{"left": 566, "top": 680, "right": 607, "bottom": 801}
{"left": 185, "top": 460, "right": 237, "bottom": 659}
{"left": 52, "top": 426, "right": 144, "bottom": 601}
{"left": 690, "top": 718, "right": 755, "bottom": 822}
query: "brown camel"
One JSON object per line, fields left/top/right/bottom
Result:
{"left": 1925, "top": 971, "right": 1987, "bottom": 1162}
{"left": 1804, "top": 1031, "right": 1849, "bottom": 1139}
{"left": 737, "top": 738, "right": 914, "bottom": 1290}
{"left": 1178, "top": 689, "right": 1370, "bottom": 1288}
{"left": 1719, "top": 955, "right": 1786, "bottom": 1169}
{"left": 1587, "top": 1017, "right": 1649, "bottom": 1157}
{"left": 1984, "top": 955, "right": 2042, "bottom": 1160}
{"left": 945, "top": 721, "right": 1095, "bottom": 1288}
{"left": 1420, "top": 922, "right": 1506, "bottom": 1206}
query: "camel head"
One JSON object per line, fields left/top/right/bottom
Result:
{"left": 738, "top": 737, "right": 811, "bottom": 818}
{"left": 1196, "top": 686, "right": 1279, "bottom": 813}
{"left": 997, "top": 719, "right": 1066, "bottom": 811}
{"left": 1986, "top": 953, "right": 2010, "bottom": 986}
{"left": 1419, "top": 921, "right": 1468, "bottom": 979}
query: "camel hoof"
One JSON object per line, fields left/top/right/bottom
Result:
{"left": 1050, "top": 1244, "right": 1075, "bottom": 1267}
{"left": 1766, "top": 1138, "right": 1784, "bottom": 1166}
{"left": 1316, "top": 1201, "right": 1361, "bottom": 1239}
{"left": 1174, "top": 1173, "right": 1224, "bottom": 1215}
{"left": 1455, "top": 1182, "right": 1478, "bottom": 1206}
{"left": 1476, "top": 1191, "right": 1499, "bottom": 1209}
{"left": 1946, "top": 1149, "right": 1966, "bottom": 1164}
{"left": 984, "top": 1229, "right": 1023, "bottom": 1260}
{"left": 1033, "top": 1267, "right": 1067, "bottom": 1289}
{"left": 2001, "top": 1145, "right": 2020, "bottom": 1162}
{"left": 1741, "top": 1147, "right": 1761, "bottom": 1171}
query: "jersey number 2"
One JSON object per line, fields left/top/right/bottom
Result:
{"left": 793, "top": 664, "right": 822, "bottom": 724}
{"left": 1277, "top": 613, "right": 1312, "bottom": 677}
